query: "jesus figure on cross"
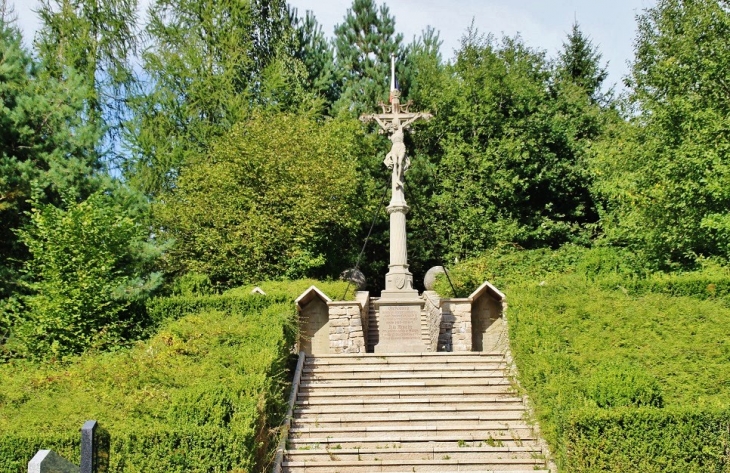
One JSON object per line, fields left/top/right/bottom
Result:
{"left": 360, "top": 56, "right": 432, "bottom": 198}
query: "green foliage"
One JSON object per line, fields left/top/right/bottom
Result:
{"left": 565, "top": 407, "right": 730, "bottom": 473}
{"left": 409, "top": 30, "right": 606, "bottom": 265}
{"left": 332, "top": 0, "right": 405, "bottom": 116}
{"left": 592, "top": 0, "right": 730, "bottom": 267}
{"left": 288, "top": 7, "right": 338, "bottom": 107}
{"left": 439, "top": 246, "right": 730, "bottom": 470}
{"left": 170, "top": 272, "right": 215, "bottom": 297}
{"left": 35, "top": 0, "right": 139, "bottom": 156}
{"left": 127, "top": 0, "right": 293, "bottom": 195}
{"left": 0, "top": 297, "right": 296, "bottom": 472}
{"left": 14, "top": 191, "right": 161, "bottom": 359}
{"left": 145, "top": 293, "right": 287, "bottom": 326}
{"left": 154, "top": 112, "right": 371, "bottom": 287}
{"left": 0, "top": 18, "right": 101, "bottom": 300}
{"left": 582, "top": 362, "right": 664, "bottom": 409}
{"left": 555, "top": 21, "right": 610, "bottom": 104}
{"left": 222, "top": 278, "right": 354, "bottom": 300}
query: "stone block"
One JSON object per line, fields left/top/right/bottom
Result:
{"left": 81, "top": 420, "right": 109, "bottom": 473}
{"left": 28, "top": 450, "right": 78, "bottom": 473}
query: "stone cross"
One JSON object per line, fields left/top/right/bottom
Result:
{"left": 360, "top": 55, "right": 432, "bottom": 298}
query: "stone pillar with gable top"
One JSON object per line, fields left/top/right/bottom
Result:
{"left": 440, "top": 298, "right": 472, "bottom": 352}
{"left": 327, "top": 300, "right": 367, "bottom": 354}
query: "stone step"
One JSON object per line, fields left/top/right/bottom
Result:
{"left": 285, "top": 445, "right": 541, "bottom": 462}
{"left": 303, "top": 363, "right": 508, "bottom": 373}
{"left": 304, "top": 352, "right": 504, "bottom": 366}
{"left": 285, "top": 437, "right": 539, "bottom": 449}
{"left": 308, "top": 353, "right": 505, "bottom": 360}
{"left": 297, "top": 387, "right": 515, "bottom": 399}
{"left": 299, "top": 379, "right": 511, "bottom": 389}
{"left": 296, "top": 396, "right": 524, "bottom": 406}
{"left": 284, "top": 470, "right": 548, "bottom": 473}
{"left": 292, "top": 418, "right": 530, "bottom": 429}
{"left": 282, "top": 459, "right": 545, "bottom": 472}
{"left": 289, "top": 425, "right": 536, "bottom": 440}
{"left": 294, "top": 405, "right": 526, "bottom": 415}
{"left": 292, "top": 412, "right": 527, "bottom": 424}
{"left": 281, "top": 351, "right": 548, "bottom": 472}
{"left": 301, "top": 371, "right": 509, "bottom": 381}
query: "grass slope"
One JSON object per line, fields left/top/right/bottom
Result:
{"left": 437, "top": 245, "right": 730, "bottom": 472}
{"left": 0, "top": 279, "right": 350, "bottom": 473}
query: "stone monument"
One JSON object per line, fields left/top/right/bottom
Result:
{"left": 293, "top": 56, "right": 506, "bottom": 356}
{"left": 360, "top": 55, "right": 432, "bottom": 352}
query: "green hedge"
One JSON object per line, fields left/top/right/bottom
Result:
{"left": 564, "top": 407, "right": 730, "bottom": 473}
{"left": 0, "top": 300, "right": 296, "bottom": 472}
{"left": 145, "top": 293, "right": 289, "bottom": 325}
{"left": 146, "top": 278, "right": 354, "bottom": 326}
{"left": 0, "top": 426, "right": 260, "bottom": 473}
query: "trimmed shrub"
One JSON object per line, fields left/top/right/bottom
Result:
{"left": 564, "top": 407, "right": 730, "bottom": 473}
{"left": 582, "top": 362, "right": 664, "bottom": 409}
{"left": 0, "top": 298, "right": 296, "bottom": 472}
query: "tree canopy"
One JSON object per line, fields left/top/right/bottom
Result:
{"left": 3, "top": 0, "right": 730, "bottom": 358}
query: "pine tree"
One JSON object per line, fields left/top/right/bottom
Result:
{"left": 127, "top": 0, "right": 293, "bottom": 196}
{"left": 0, "top": 13, "right": 100, "bottom": 330}
{"left": 35, "top": 0, "right": 139, "bottom": 165}
{"left": 556, "top": 21, "right": 609, "bottom": 104}
{"left": 288, "top": 7, "right": 338, "bottom": 106}
{"left": 332, "top": 0, "right": 404, "bottom": 115}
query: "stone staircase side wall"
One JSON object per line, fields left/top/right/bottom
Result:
{"left": 440, "top": 299, "right": 472, "bottom": 352}
{"left": 422, "top": 291, "right": 442, "bottom": 352}
{"left": 327, "top": 302, "right": 366, "bottom": 354}
{"left": 355, "top": 292, "right": 370, "bottom": 349}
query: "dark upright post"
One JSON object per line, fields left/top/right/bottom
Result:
{"left": 80, "top": 420, "right": 110, "bottom": 473}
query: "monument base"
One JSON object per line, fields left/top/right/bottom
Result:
{"left": 373, "top": 297, "right": 425, "bottom": 353}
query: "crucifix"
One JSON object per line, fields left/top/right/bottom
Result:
{"left": 360, "top": 55, "right": 432, "bottom": 297}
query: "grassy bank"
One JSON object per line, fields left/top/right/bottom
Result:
{"left": 0, "top": 279, "right": 349, "bottom": 472}
{"left": 437, "top": 245, "right": 730, "bottom": 472}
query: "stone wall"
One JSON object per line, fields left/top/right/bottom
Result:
{"left": 422, "top": 291, "right": 442, "bottom": 352}
{"left": 327, "top": 301, "right": 366, "bottom": 354}
{"left": 440, "top": 299, "right": 472, "bottom": 352}
{"left": 355, "top": 291, "right": 370, "bottom": 348}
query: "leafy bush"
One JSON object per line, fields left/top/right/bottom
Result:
{"left": 147, "top": 278, "right": 353, "bottom": 326}
{"left": 171, "top": 272, "right": 216, "bottom": 296}
{"left": 13, "top": 192, "right": 161, "bottom": 359}
{"left": 0, "top": 296, "right": 296, "bottom": 472}
{"left": 145, "top": 293, "right": 287, "bottom": 326}
{"left": 153, "top": 112, "right": 372, "bottom": 286}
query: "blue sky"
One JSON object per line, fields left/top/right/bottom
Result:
{"left": 14, "top": 0, "right": 655, "bottom": 91}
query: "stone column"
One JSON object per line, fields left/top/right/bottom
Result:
{"left": 382, "top": 203, "right": 418, "bottom": 297}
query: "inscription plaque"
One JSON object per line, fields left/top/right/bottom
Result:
{"left": 375, "top": 302, "right": 425, "bottom": 353}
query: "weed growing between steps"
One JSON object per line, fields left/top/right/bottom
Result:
{"left": 435, "top": 245, "right": 730, "bottom": 472}
{"left": 0, "top": 279, "right": 349, "bottom": 472}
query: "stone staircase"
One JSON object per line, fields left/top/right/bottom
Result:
{"left": 281, "top": 353, "right": 550, "bottom": 472}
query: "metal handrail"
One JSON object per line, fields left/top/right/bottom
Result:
{"left": 271, "top": 351, "right": 306, "bottom": 473}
